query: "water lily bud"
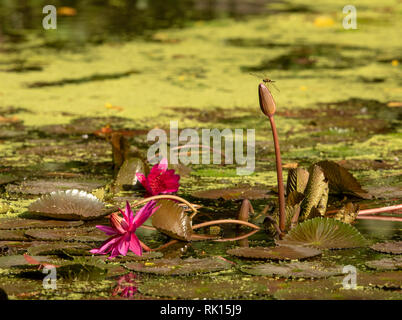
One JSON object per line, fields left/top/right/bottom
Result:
{"left": 258, "top": 83, "right": 276, "bottom": 117}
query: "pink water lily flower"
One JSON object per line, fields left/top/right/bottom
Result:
{"left": 136, "top": 158, "right": 180, "bottom": 196}
{"left": 90, "top": 201, "right": 159, "bottom": 259}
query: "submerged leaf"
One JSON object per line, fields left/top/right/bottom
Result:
{"left": 276, "top": 218, "right": 367, "bottom": 249}
{"left": 300, "top": 165, "right": 328, "bottom": 219}
{"left": 151, "top": 200, "right": 192, "bottom": 241}
{"left": 125, "top": 257, "right": 232, "bottom": 275}
{"left": 241, "top": 261, "right": 343, "bottom": 279}
{"left": 227, "top": 245, "right": 321, "bottom": 260}
{"left": 370, "top": 241, "right": 402, "bottom": 255}
{"left": 316, "top": 160, "right": 372, "bottom": 199}
{"left": 286, "top": 168, "right": 309, "bottom": 195}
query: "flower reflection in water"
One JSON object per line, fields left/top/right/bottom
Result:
{"left": 112, "top": 273, "right": 138, "bottom": 298}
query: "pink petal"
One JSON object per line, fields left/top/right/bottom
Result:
{"left": 92, "top": 235, "right": 121, "bottom": 255}
{"left": 129, "top": 233, "right": 142, "bottom": 256}
{"left": 136, "top": 173, "right": 153, "bottom": 195}
{"left": 132, "top": 201, "right": 159, "bottom": 229}
{"left": 118, "top": 233, "right": 130, "bottom": 256}
{"left": 158, "top": 158, "right": 168, "bottom": 171}
{"left": 95, "top": 225, "right": 117, "bottom": 236}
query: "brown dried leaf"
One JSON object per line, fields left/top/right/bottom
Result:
{"left": 151, "top": 200, "right": 192, "bottom": 241}
{"left": 300, "top": 165, "right": 328, "bottom": 219}
{"left": 316, "top": 160, "right": 372, "bottom": 199}
{"left": 286, "top": 168, "right": 309, "bottom": 195}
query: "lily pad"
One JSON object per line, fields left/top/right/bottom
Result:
{"left": 241, "top": 261, "right": 343, "bottom": 279}
{"left": 0, "top": 218, "right": 83, "bottom": 230}
{"left": 152, "top": 200, "right": 192, "bottom": 241}
{"left": 300, "top": 165, "right": 328, "bottom": 219}
{"left": 138, "top": 277, "right": 272, "bottom": 299}
{"left": 27, "top": 242, "right": 92, "bottom": 256}
{"left": 358, "top": 271, "right": 402, "bottom": 289}
{"left": 192, "top": 187, "right": 271, "bottom": 200}
{"left": 274, "top": 284, "right": 401, "bottom": 300}
{"left": 29, "top": 189, "right": 113, "bottom": 220}
{"left": 0, "top": 230, "right": 29, "bottom": 241}
{"left": 24, "top": 227, "right": 108, "bottom": 242}
{"left": 0, "top": 278, "right": 43, "bottom": 298}
{"left": 365, "top": 257, "right": 402, "bottom": 271}
{"left": 370, "top": 241, "right": 402, "bottom": 254}
{"left": 286, "top": 168, "right": 309, "bottom": 195}
{"left": 277, "top": 218, "right": 367, "bottom": 249}
{"left": 57, "top": 263, "right": 108, "bottom": 281}
{"left": 227, "top": 245, "right": 321, "bottom": 261}
{"left": 125, "top": 257, "right": 232, "bottom": 275}
{"left": 6, "top": 179, "right": 106, "bottom": 195}
{"left": 115, "top": 251, "right": 163, "bottom": 262}
{"left": 0, "top": 255, "right": 53, "bottom": 268}
{"left": 316, "top": 160, "right": 372, "bottom": 199}
{"left": 0, "top": 241, "right": 34, "bottom": 255}
{"left": 113, "top": 158, "right": 146, "bottom": 191}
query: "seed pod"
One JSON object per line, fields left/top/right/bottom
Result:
{"left": 258, "top": 83, "right": 276, "bottom": 117}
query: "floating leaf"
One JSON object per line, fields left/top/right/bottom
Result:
{"left": 0, "top": 255, "right": 53, "bottom": 268}
{"left": 0, "top": 241, "right": 34, "bottom": 255}
{"left": 125, "top": 257, "right": 232, "bottom": 275}
{"left": 326, "top": 202, "right": 359, "bottom": 224}
{"left": 274, "top": 283, "right": 401, "bottom": 300}
{"left": 286, "top": 168, "right": 309, "bottom": 195}
{"left": 241, "top": 261, "right": 343, "bottom": 279}
{"left": 138, "top": 277, "right": 272, "bottom": 299}
{"left": 276, "top": 218, "right": 367, "bottom": 249}
{"left": 115, "top": 251, "right": 163, "bottom": 262}
{"left": 300, "top": 165, "right": 328, "bottom": 219}
{"left": 151, "top": 200, "right": 192, "bottom": 241}
{"left": 25, "top": 227, "right": 108, "bottom": 242}
{"left": 0, "top": 230, "right": 28, "bottom": 241}
{"left": 316, "top": 160, "right": 372, "bottom": 199}
{"left": 27, "top": 242, "right": 92, "bottom": 256}
{"left": 113, "top": 158, "right": 146, "bottom": 192}
{"left": 6, "top": 180, "right": 105, "bottom": 195}
{"left": 366, "top": 257, "right": 402, "bottom": 271}
{"left": 29, "top": 189, "right": 113, "bottom": 220}
{"left": 0, "top": 218, "right": 83, "bottom": 230}
{"left": 192, "top": 187, "right": 271, "bottom": 200}
{"left": 358, "top": 271, "right": 402, "bottom": 289}
{"left": 227, "top": 245, "right": 321, "bottom": 260}
{"left": 57, "top": 263, "right": 107, "bottom": 281}
{"left": 370, "top": 241, "right": 402, "bottom": 254}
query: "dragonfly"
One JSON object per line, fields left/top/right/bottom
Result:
{"left": 250, "top": 72, "right": 280, "bottom": 93}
